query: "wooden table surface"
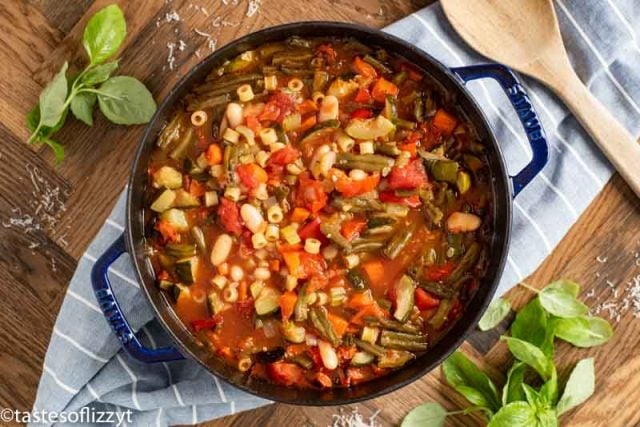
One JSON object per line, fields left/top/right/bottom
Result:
{"left": 1, "top": 1, "right": 639, "bottom": 426}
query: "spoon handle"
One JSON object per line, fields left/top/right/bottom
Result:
{"left": 554, "top": 71, "right": 640, "bottom": 197}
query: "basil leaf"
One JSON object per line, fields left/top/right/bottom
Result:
{"left": 401, "top": 402, "right": 447, "bottom": 427}
{"left": 487, "top": 402, "right": 537, "bottom": 427}
{"left": 511, "top": 297, "right": 551, "bottom": 353}
{"left": 81, "top": 61, "right": 119, "bottom": 86}
{"left": 521, "top": 383, "right": 544, "bottom": 408}
{"left": 97, "top": 76, "right": 156, "bottom": 125}
{"left": 38, "top": 62, "right": 69, "bottom": 128}
{"left": 26, "top": 104, "right": 40, "bottom": 133}
{"left": 502, "top": 362, "right": 527, "bottom": 405}
{"left": 535, "top": 408, "right": 558, "bottom": 427}
{"left": 545, "top": 279, "right": 580, "bottom": 297}
{"left": 539, "top": 368, "right": 558, "bottom": 406}
{"left": 479, "top": 297, "right": 511, "bottom": 331}
{"left": 83, "top": 4, "right": 127, "bottom": 64}
{"left": 42, "top": 138, "right": 65, "bottom": 163}
{"left": 27, "top": 102, "right": 70, "bottom": 138}
{"left": 538, "top": 287, "right": 588, "bottom": 318}
{"left": 557, "top": 358, "right": 595, "bottom": 415}
{"left": 501, "top": 337, "right": 554, "bottom": 380}
{"left": 442, "top": 351, "right": 501, "bottom": 412}
{"left": 70, "top": 92, "right": 97, "bottom": 126}
{"left": 553, "top": 316, "right": 613, "bottom": 347}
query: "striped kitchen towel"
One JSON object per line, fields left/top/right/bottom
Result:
{"left": 31, "top": 1, "right": 640, "bottom": 425}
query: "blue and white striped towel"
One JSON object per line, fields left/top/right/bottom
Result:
{"left": 32, "top": 1, "right": 640, "bottom": 425}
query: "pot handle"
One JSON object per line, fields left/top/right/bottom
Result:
{"left": 451, "top": 64, "right": 549, "bottom": 197}
{"left": 91, "top": 234, "right": 184, "bottom": 363}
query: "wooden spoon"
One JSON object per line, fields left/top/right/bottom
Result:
{"left": 441, "top": 0, "right": 640, "bottom": 197}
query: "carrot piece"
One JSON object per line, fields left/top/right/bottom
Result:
{"left": 282, "top": 251, "right": 302, "bottom": 277}
{"left": 297, "top": 99, "right": 318, "bottom": 115}
{"left": 340, "top": 218, "right": 367, "bottom": 241}
{"left": 245, "top": 115, "right": 262, "bottom": 133}
{"left": 347, "top": 291, "right": 374, "bottom": 310}
{"left": 352, "top": 56, "right": 377, "bottom": 78}
{"left": 351, "top": 303, "right": 386, "bottom": 325}
{"left": 206, "top": 143, "right": 223, "bottom": 165}
{"left": 361, "top": 259, "right": 385, "bottom": 283}
{"left": 156, "top": 220, "right": 180, "bottom": 243}
{"left": 269, "top": 259, "right": 280, "bottom": 272}
{"left": 299, "top": 114, "right": 317, "bottom": 133}
{"left": 327, "top": 312, "right": 349, "bottom": 338}
{"left": 238, "top": 280, "right": 248, "bottom": 301}
{"left": 432, "top": 109, "right": 457, "bottom": 135}
{"left": 217, "top": 263, "right": 229, "bottom": 276}
{"left": 189, "top": 180, "right": 206, "bottom": 197}
{"left": 290, "top": 207, "right": 310, "bottom": 223}
{"left": 371, "top": 77, "right": 399, "bottom": 103}
{"left": 397, "top": 141, "right": 417, "bottom": 158}
{"left": 279, "top": 291, "right": 298, "bottom": 321}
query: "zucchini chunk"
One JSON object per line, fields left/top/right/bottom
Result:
{"left": 160, "top": 208, "right": 189, "bottom": 231}
{"left": 150, "top": 189, "right": 176, "bottom": 213}
{"left": 393, "top": 275, "right": 416, "bottom": 322}
{"left": 174, "top": 257, "right": 199, "bottom": 284}
{"left": 153, "top": 166, "right": 183, "bottom": 189}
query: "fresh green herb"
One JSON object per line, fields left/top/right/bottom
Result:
{"left": 25, "top": 4, "right": 156, "bottom": 161}
{"left": 478, "top": 297, "right": 511, "bottom": 331}
{"left": 402, "top": 279, "right": 612, "bottom": 426}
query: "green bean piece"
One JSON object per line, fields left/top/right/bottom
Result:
{"left": 378, "top": 350, "right": 414, "bottom": 368}
{"left": 383, "top": 223, "right": 416, "bottom": 259}
{"left": 169, "top": 127, "right": 194, "bottom": 160}
{"left": 380, "top": 330, "right": 428, "bottom": 351}
{"left": 191, "top": 227, "right": 207, "bottom": 253}
{"left": 289, "top": 354, "right": 313, "bottom": 369}
{"left": 414, "top": 96, "right": 425, "bottom": 122}
{"left": 446, "top": 233, "right": 463, "bottom": 258}
{"left": 429, "top": 160, "right": 459, "bottom": 183}
{"left": 415, "top": 280, "right": 457, "bottom": 299}
{"left": 187, "top": 93, "right": 232, "bottom": 111}
{"left": 287, "top": 36, "right": 312, "bottom": 48}
{"left": 194, "top": 73, "right": 262, "bottom": 94}
{"left": 447, "top": 242, "right": 480, "bottom": 283}
{"left": 272, "top": 49, "right": 313, "bottom": 65}
{"left": 348, "top": 240, "right": 386, "bottom": 254}
{"left": 375, "top": 143, "right": 401, "bottom": 157}
{"left": 332, "top": 196, "right": 385, "bottom": 213}
{"left": 354, "top": 339, "right": 386, "bottom": 357}
{"left": 367, "top": 216, "right": 396, "bottom": 228}
{"left": 347, "top": 269, "right": 368, "bottom": 290}
{"left": 310, "top": 307, "right": 340, "bottom": 346}
{"left": 364, "top": 316, "right": 421, "bottom": 334}
{"left": 392, "top": 70, "right": 408, "bottom": 86}
{"left": 319, "top": 215, "right": 352, "bottom": 249}
{"left": 280, "top": 66, "right": 314, "bottom": 77}
{"left": 158, "top": 114, "right": 184, "bottom": 150}
{"left": 313, "top": 70, "right": 329, "bottom": 92}
{"left": 395, "top": 118, "right": 417, "bottom": 130}
{"left": 384, "top": 95, "right": 398, "bottom": 121}
{"left": 257, "top": 43, "right": 287, "bottom": 59}
{"left": 335, "top": 153, "right": 394, "bottom": 173}
{"left": 363, "top": 54, "right": 393, "bottom": 75}
{"left": 294, "top": 283, "right": 309, "bottom": 322}
{"left": 429, "top": 299, "right": 453, "bottom": 329}
{"left": 363, "top": 224, "right": 394, "bottom": 236}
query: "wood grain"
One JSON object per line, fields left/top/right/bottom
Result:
{"left": 0, "top": 1, "right": 638, "bottom": 426}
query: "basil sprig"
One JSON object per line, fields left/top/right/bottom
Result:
{"left": 402, "top": 279, "right": 612, "bottom": 427}
{"left": 26, "top": 4, "right": 156, "bottom": 162}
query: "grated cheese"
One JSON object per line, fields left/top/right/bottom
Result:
{"left": 166, "top": 42, "right": 177, "bottom": 70}
{"left": 165, "top": 10, "right": 181, "bottom": 23}
{"left": 331, "top": 407, "right": 381, "bottom": 427}
{"left": 246, "top": 0, "right": 260, "bottom": 17}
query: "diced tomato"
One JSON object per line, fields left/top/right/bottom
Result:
{"left": 259, "top": 91, "right": 296, "bottom": 123}
{"left": 283, "top": 250, "right": 326, "bottom": 279}
{"left": 217, "top": 197, "right": 243, "bottom": 235}
{"left": 267, "top": 362, "right": 306, "bottom": 386}
{"left": 245, "top": 114, "right": 262, "bottom": 133}
{"left": 155, "top": 219, "right": 180, "bottom": 243}
{"left": 386, "top": 159, "right": 428, "bottom": 190}
{"left": 415, "top": 288, "right": 441, "bottom": 310}
{"left": 296, "top": 173, "right": 328, "bottom": 214}
{"left": 236, "top": 163, "right": 268, "bottom": 190}
{"left": 340, "top": 218, "right": 367, "bottom": 241}
{"left": 354, "top": 87, "right": 373, "bottom": 104}
{"left": 424, "top": 262, "right": 456, "bottom": 281}
{"left": 371, "top": 77, "right": 399, "bottom": 103}
{"left": 191, "top": 315, "right": 223, "bottom": 332}
{"left": 350, "top": 108, "right": 373, "bottom": 120}
{"left": 316, "top": 44, "right": 337, "bottom": 63}
{"left": 298, "top": 217, "right": 323, "bottom": 241}
{"left": 268, "top": 146, "right": 301, "bottom": 166}
{"left": 432, "top": 108, "right": 457, "bottom": 135}
{"left": 352, "top": 56, "right": 377, "bottom": 78}
{"left": 379, "top": 191, "right": 421, "bottom": 208}
{"left": 334, "top": 173, "right": 380, "bottom": 197}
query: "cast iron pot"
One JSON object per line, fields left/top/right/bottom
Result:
{"left": 91, "top": 22, "right": 548, "bottom": 405}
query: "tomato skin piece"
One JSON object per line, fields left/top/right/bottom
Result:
{"left": 379, "top": 191, "right": 421, "bottom": 207}
{"left": 268, "top": 146, "right": 301, "bottom": 166}
{"left": 191, "top": 315, "right": 223, "bottom": 332}
{"left": 298, "top": 217, "right": 323, "bottom": 241}
{"left": 335, "top": 174, "right": 380, "bottom": 197}
{"left": 296, "top": 174, "right": 328, "bottom": 214}
{"left": 423, "top": 262, "right": 456, "bottom": 281}
{"left": 415, "top": 288, "right": 440, "bottom": 310}
{"left": 236, "top": 163, "right": 268, "bottom": 190}
{"left": 350, "top": 108, "right": 374, "bottom": 120}
{"left": 354, "top": 87, "right": 373, "bottom": 104}
{"left": 259, "top": 91, "right": 296, "bottom": 123}
{"left": 386, "top": 159, "right": 428, "bottom": 190}
{"left": 217, "top": 197, "right": 243, "bottom": 236}
{"left": 340, "top": 218, "right": 367, "bottom": 241}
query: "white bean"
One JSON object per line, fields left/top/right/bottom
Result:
{"left": 241, "top": 204, "right": 267, "bottom": 233}
{"left": 446, "top": 212, "right": 482, "bottom": 233}
{"left": 230, "top": 265, "right": 244, "bottom": 282}
{"left": 317, "top": 340, "right": 338, "bottom": 370}
{"left": 225, "top": 102, "right": 244, "bottom": 128}
{"left": 318, "top": 95, "right": 339, "bottom": 122}
{"left": 254, "top": 267, "right": 271, "bottom": 281}
{"left": 210, "top": 234, "right": 233, "bottom": 266}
